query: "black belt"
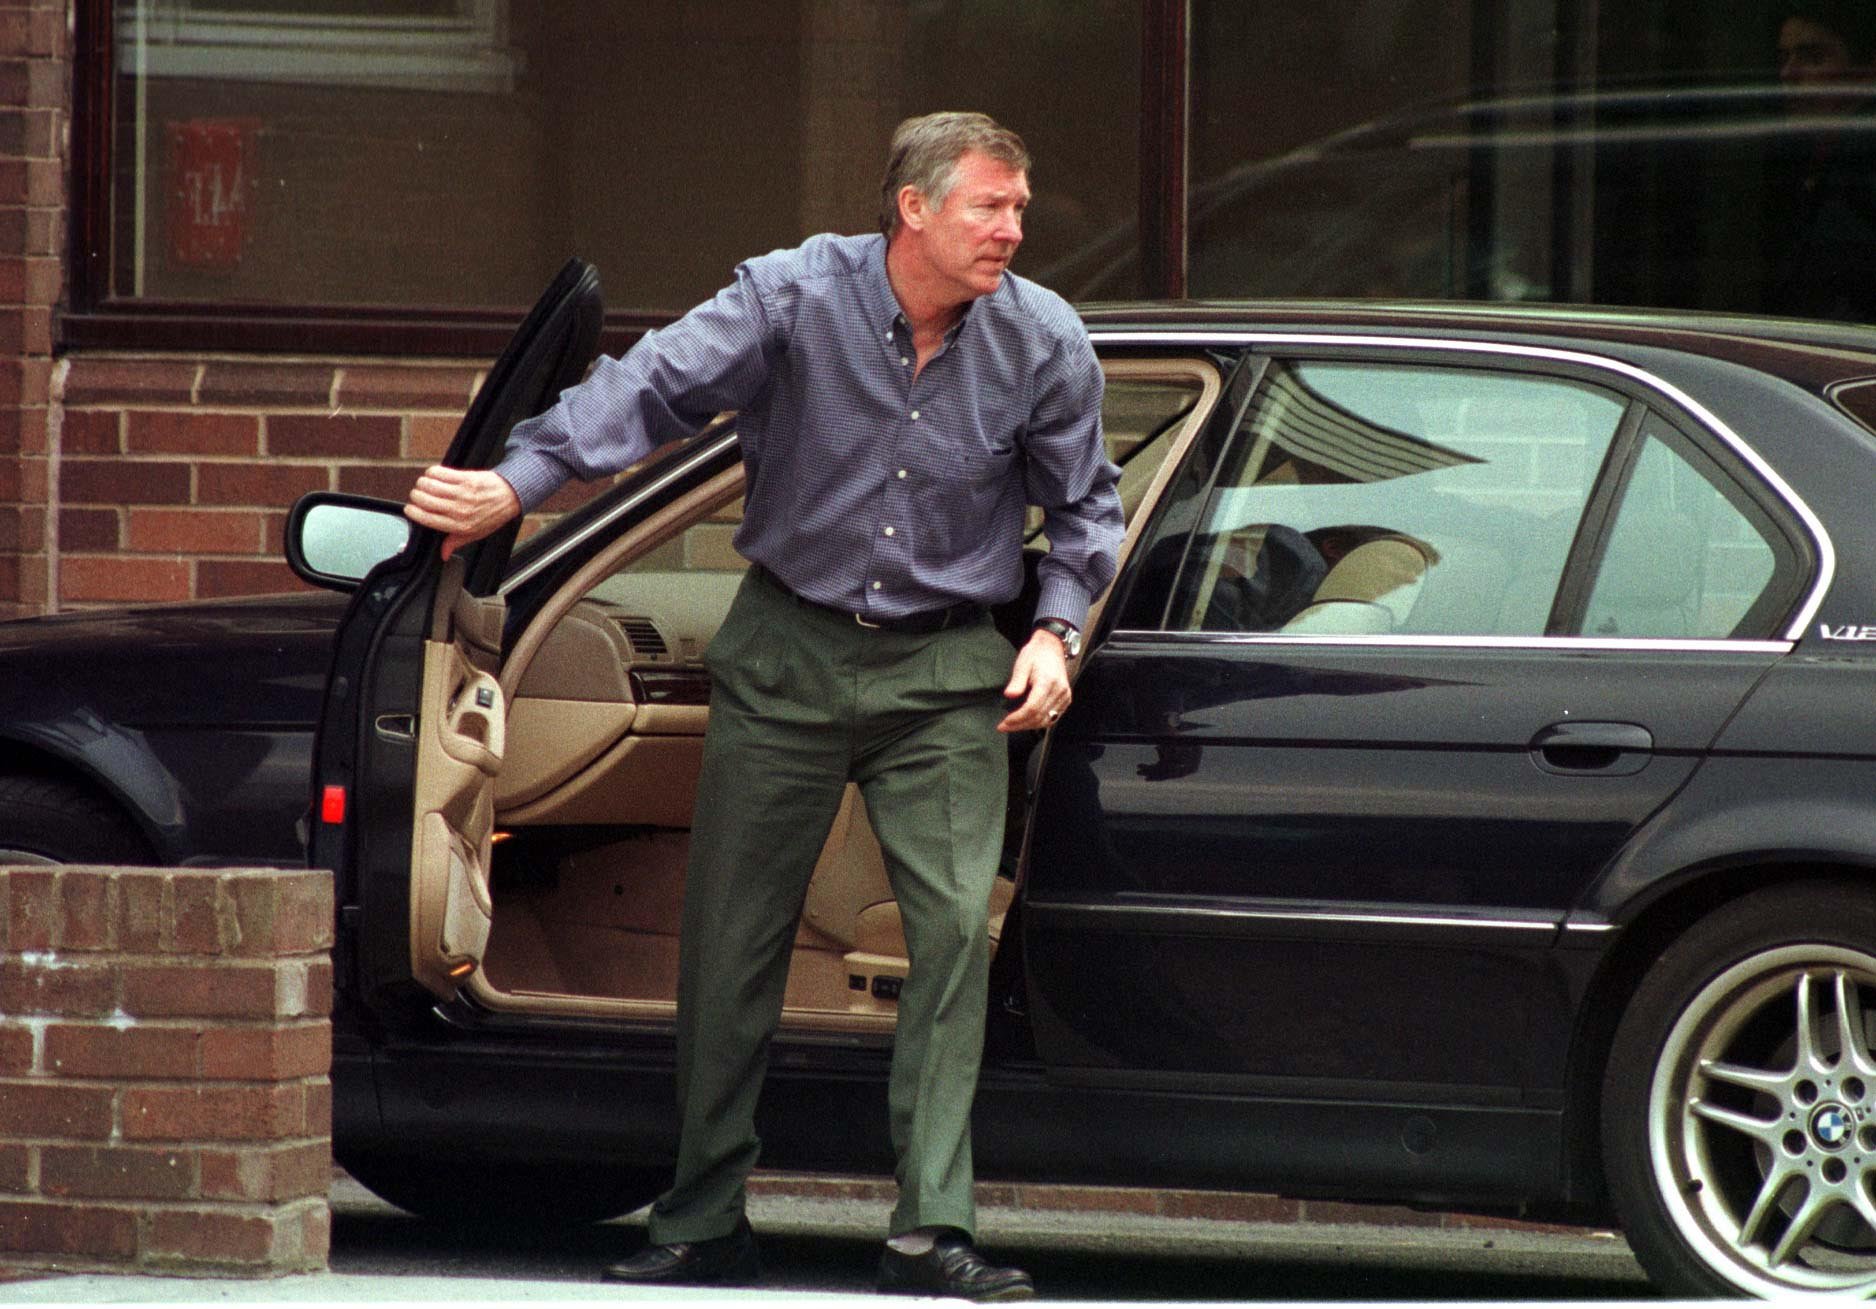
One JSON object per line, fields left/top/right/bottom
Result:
{"left": 756, "top": 566, "right": 986, "bottom": 635}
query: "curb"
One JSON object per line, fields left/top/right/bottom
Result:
{"left": 744, "top": 1172, "right": 1606, "bottom": 1238}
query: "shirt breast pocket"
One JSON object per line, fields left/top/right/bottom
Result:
{"left": 920, "top": 434, "right": 1019, "bottom": 565}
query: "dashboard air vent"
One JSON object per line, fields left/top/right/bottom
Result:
{"left": 613, "top": 616, "right": 669, "bottom": 659}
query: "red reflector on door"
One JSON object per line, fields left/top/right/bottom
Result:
{"left": 320, "top": 785, "right": 346, "bottom": 825}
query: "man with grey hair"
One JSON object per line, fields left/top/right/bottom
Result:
{"left": 405, "top": 110, "right": 1120, "bottom": 1300}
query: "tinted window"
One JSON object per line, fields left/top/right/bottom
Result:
{"left": 1581, "top": 414, "right": 1794, "bottom": 639}
{"left": 1127, "top": 360, "right": 1629, "bottom": 636}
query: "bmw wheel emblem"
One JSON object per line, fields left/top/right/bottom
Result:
{"left": 1812, "top": 1104, "right": 1852, "bottom": 1149}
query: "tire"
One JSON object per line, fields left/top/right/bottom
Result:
{"left": 1604, "top": 880, "right": 1876, "bottom": 1297}
{"left": 0, "top": 772, "right": 153, "bottom": 865}
{"left": 339, "top": 1152, "right": 667, "bottom": 1228}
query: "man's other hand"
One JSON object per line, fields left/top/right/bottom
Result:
{"left": 404, "top": 466, "right": 523, "bottom": 560}
{"left": 998, "top": 626, "right": 1073, "bottom": 733}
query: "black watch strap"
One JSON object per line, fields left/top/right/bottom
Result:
{"left": 1034, "top": 617, "right": 1082, "bottom": 658}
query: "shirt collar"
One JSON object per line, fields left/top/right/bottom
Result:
{"left": 865, "top": 236, "right": 906, "bottom": 338}
{"left": 867, "top": 236, "right": 984, "bottom": 346}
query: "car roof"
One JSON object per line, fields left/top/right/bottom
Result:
{"left": 1077, "top": 300, "right": 1876, "bottom": 393}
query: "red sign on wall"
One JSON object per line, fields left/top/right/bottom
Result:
{"left": 167, "top": 119, "right": 258, "bottom": 271}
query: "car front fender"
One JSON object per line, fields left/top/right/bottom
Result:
{"left": 0, "top": 699, "right": 188, "bottom": 863}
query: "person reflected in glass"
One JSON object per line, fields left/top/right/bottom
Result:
{"left": 1767, "top": 2, "right": 1876, "bottom": 320}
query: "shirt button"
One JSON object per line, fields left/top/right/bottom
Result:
{"left": 910, "top": 410, "right": 921, "bottom": 420}
{"left": 896, "top": 469, "right": 907, "bottom": 479}
{"left": 872, "top": 581, "right": 882, "bottom": 590}
{"left": 883, "top": 526, "right": 895, "bottom": 537}
{"left": 901, "top": 357, "right": 910, "bottom": 366}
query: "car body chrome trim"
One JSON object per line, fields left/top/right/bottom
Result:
{"left": 1106, "top": 630, "right": 1793, "bottom": 655}
{"left": 1087, "top": 329, "right": 1836, "bottom": 643}
{"left": 499, "top": 432, "right": 739, "bottom": 595}
{"left": 1047, "top": 900, "right": 1558, "bottom": 933}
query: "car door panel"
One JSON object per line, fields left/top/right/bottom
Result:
{"left": 1023, "top": 640, "right": 1772, "bottom": 1089}
{"left": 312, "top": 258, "right": 604, "bottom": 1016}
{"left": 408, "top": 578, "right": 507, "bottom": 996}
{"left": 1021, "top": 345, "right": 1801, "bottom": 1095}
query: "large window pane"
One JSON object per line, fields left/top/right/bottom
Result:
{"left": 1183, "top": 0, "right": 1876, "bottom": 322}
{"left": 107, "top": 0, "right": 1139, "bottom": 312}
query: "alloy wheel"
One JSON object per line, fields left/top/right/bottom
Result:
{"left": 1649, "top": 945, "right": 1876, "bottom": 1294}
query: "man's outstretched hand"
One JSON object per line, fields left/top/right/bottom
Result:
{"left": 404, "top": 466, "right": 522, "bottom": 560}
{"left": 998, "top": 626, "right": 1073, "bottom": 733}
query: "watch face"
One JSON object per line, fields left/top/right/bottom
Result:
{"left": 1039, "top": 619, "right": 1080, "bottom": 656}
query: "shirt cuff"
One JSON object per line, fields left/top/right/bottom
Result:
{"left": 490, "top": 449, "right": 571, "bottom": 516}
{"left": 1032, "top": 576, "right": 1092, "bottom": 634}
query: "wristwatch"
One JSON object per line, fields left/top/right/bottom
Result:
{"left": 1033, "top": 617, "right": 1082, "bottom": 659}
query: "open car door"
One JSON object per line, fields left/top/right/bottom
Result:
{"left": 309, "top": 259, "right": 604, "bottom": 1017}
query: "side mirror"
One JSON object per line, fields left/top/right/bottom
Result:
{"left": 285, "top": 492, "right": 414, "bottom": 591}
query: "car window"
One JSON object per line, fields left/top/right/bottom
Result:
{"left": 1026, "top": 373, "right": 1207, "bottom": 542}
{"left": 1125, "top": 359, "right": 1631, "bottom": 636}
{"left": 1580, "top": 413, "right": 1790, "bottom": 640}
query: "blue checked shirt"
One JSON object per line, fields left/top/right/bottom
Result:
{"left": 494, "top": 233, "right": 1123, "bottom": 631}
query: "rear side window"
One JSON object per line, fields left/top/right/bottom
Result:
{"left": 1578, "top": 413, "right": 1798, "bottom": 640}
{"left": 1126, "top": 359, "right": 1628, "bottom": 636}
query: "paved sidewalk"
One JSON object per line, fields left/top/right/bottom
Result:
{"left": 0, "top": 1171, "right": 1643, "bottom": 1303}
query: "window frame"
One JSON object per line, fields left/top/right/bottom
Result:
{"left": 121, "top": 0, "right": 519, "bottom": 93}
{"left": 67, "top": 0, "right": 1192, "bottom": 357}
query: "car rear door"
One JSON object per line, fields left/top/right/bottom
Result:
{"left": 309, "top": 259, "right": 603, "bottom": 1016}
{"left": 1021, "top": 336, "right": 1819, "bottom": 1105}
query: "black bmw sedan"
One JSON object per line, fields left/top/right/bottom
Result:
{"left": 9, "top": 263, "right": 1876, "bottom": 1298}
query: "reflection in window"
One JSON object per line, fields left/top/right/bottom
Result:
{"left": 1177, "top": 0, "right": 1876, "bottom": 323}
{"left": 1145, "top": 361, "right": 1627, "bottom": 637}
{"left": 106, "top": 0, "right": 1139, "bottom": 314}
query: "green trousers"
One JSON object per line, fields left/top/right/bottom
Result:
{"left": 646, "top": 566, "right": 1013, "bottom": 1244}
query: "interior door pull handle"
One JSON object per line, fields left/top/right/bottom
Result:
{"left": 1530, "top": 721, "right": 1653, "bottom": 775}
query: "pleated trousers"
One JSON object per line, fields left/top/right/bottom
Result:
{"left": 646, "top": 564, "right": 1012, "bottom": 1243}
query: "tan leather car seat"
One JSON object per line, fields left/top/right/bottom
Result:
{"left": 1282, "top": 535, "right": 1433, "bottom": 634}
{"left": 802, "top": 785, "right": 1014, "bottom": 959}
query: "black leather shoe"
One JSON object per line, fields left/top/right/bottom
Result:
{"left": 878, "top": 1231, "right": 1034, "bottom": 1302}
{"left": 601, "top": 1216, "right": 760, "bottom": 1285}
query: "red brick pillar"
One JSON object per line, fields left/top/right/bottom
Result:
{"left": 0, "top": 0, "right": 67, "bottom": 619}
{"left": 0, "top": 867, "right": 332, "bottom": 1277}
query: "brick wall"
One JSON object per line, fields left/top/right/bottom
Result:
{"left": 0, "top": 866, "right": 332, "bottom": 1277}
{"left": 52, "top": 357, "right": 480, "bottom": 607}
{"left": 43, "top": 354, "right": 621, "bottom": 610}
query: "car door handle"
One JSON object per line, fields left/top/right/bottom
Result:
{"left": 1530, "top": 721, "right": 1653, "bottom": 776}
{"left": 440, "top": 669, "right": 505, "bottom": 777}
